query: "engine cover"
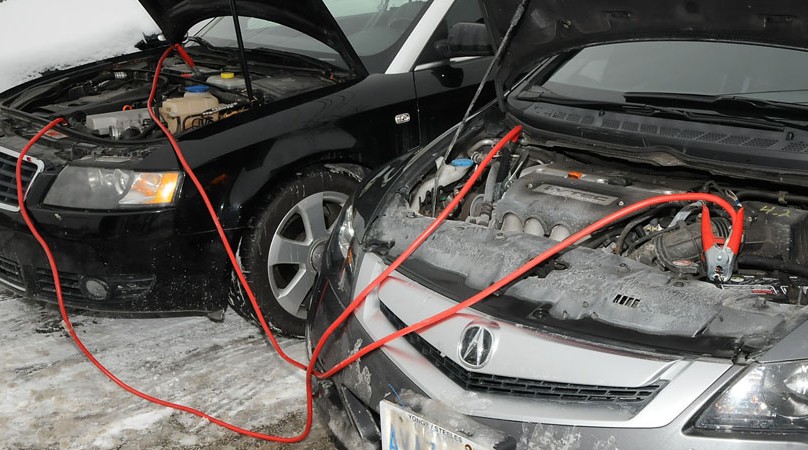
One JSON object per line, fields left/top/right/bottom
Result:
{"left": 85, "top": 108, "right": 152, "bottom": 138}
{"left": 494, "top": 168, "right": 669, "bottom": 238}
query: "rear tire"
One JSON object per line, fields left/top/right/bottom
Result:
{"left": 229, "top": 166, "right": 361, "bottom": 336}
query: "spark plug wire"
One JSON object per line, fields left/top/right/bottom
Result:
{"left": 15, "top": 44, "right": 744, "bottom": 445}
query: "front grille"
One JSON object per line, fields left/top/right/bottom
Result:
{"left": 36, "top": 268, "right": 85, "bottom": 301}
{"left": 35, "top": 269, "right": 154, "bottom": 302}
{"left": 380, "top": 302, "right": 664, "bottom": 404}
{"left": 111, "top": 277, "right": 155, "bottom": 300}
{"left": 0, "top": 254, "right": 24, "bottom": 289}
{"left": 0, "top": 146, "right": 43, "bottom": 212}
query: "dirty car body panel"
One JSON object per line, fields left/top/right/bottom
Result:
{"left": 307, "top": 0, "right": 808, "bottom": 448}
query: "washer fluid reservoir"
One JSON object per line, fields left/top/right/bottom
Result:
{"left": 160, "top": 85, "right": 219, "bottom": 133}
{"left": 206, "top": 72, "right": 246, "bottom": 90}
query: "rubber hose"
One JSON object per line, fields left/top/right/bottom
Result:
{"left": 737, "top": 255, "right": 808, "bottom": 279}
{"left": 736, "top": 190, "right": 808, "bottom": 206}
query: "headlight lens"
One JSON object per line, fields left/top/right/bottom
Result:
{"left": 44, "top": 166, "right": 181, "bottom": 209}
{"left": 327, "top": 198, "right": 366, "bottom": 299}
{"left": 337, "top": 202, "right": 356, "bottom": 259}
{"left": 695, "top": 360, "right": 808, "bottom": 433}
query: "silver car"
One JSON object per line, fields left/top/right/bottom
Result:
{"left": 307, "top": 0, "right": 808, "bottom": 448}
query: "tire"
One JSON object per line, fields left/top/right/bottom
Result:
{"left": 229, "top": 165, "right": 362, "bottom": 336}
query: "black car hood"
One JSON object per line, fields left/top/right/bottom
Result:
{"left": 482, "top": 0, "right": 808, "bottom": 89}
{"left": 138, "top": 0, "right": 366, "bottom": 75}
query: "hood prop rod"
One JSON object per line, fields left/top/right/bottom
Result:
{"left": 431, "top": 0, "right": 530, "bottom": 216}
{"left": 228, "top": 0, "right": 255, "bottom": 101}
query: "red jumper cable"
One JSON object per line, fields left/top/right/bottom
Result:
{"left": 13, "top": 111, "right": 522, "bottom": 443}
{"left": 701, "top": 204, "right": 745, "bottom": 282}
{"left": 16, "top": 44, "right": 744, "bottom": 444}
{"left": 311, "top": 192, "right": 744, "bottom": 378}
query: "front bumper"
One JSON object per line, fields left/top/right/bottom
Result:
{"left": 307, "top": 254, "right": 808, "bottom": 450}
{"left": 0, "top": 207, "right": 231, "bottom": 313}
{"left": 309, "top": 268, "right": 426, "bottom": 447}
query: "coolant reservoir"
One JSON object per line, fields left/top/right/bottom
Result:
{"left": 159, "top": 85, "right": 219, "bottom": 133}
{"left": 206, "top": 72, "right": 246, "bottom": 90}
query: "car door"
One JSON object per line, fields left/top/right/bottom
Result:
{"left": 411, "top": 0, "right": 495, "bottom": 143}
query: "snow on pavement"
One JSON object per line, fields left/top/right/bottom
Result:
{"left": 0, "top": 292, "right": 334, "bottom": 449}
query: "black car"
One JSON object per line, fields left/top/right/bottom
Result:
{"left": 0, "top": 0, "right": 493, "bottom": 335}
{"left": 308, "top": 0, "right": 808, "bottom": 448}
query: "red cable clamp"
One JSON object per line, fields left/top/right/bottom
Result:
{"left": 701, "top": 204, "right": 745, "bottom": 282}
{"left": 172, "top": 44, "right": 196, "bottom": 69}
{"left": 172, "top": 43, "right": 204, "bottom": 79}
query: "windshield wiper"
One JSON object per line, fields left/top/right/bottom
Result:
{"left": 183, "top": 36, "right": 244, "bottom": 64}
{"left": 624, "top": 92, "right": 808, "bottom": 125}
{"left": 185, "top": 36, "right": 219, "bottom": 51}
{"left": 241, "top": 47, "right": 337, "bottom": 74}
{"left": 185, "top": 37, "right": 337, "bottom": 75}
{"left": 525, "top": 88, "right": 787, "bottom": 131}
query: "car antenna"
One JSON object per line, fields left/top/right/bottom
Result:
{"left": 431, "top": 0, "right": 530, "bottom": 216}
{"left": 228, "top": 0, "right": 256, "bottom": 102}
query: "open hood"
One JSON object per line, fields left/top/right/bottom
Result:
{"left": 138, "top": 0, "right": 365, "bottom": 75}
{"left": 482, "top": 0, "right": 808, "bottom": 89}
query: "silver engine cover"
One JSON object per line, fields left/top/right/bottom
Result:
{"left": 494, "top": 166, "right": 672, "bottom": 238}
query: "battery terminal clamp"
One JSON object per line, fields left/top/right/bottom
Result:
{"left": 701, "top": 204, "right": 745, "bottom": 282}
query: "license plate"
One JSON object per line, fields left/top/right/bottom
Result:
{"left": 380, "top": 400, "right": 495, "bottom": 450}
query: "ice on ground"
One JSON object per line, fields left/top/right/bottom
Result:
{"left": 0, "top": 0, "right": 159, "bottom": 92}
{"left": 0, "top": 293, "right": 335, "bottom": 449}
{"left": 91, "top": 410, "right": 174, "bottom": 448}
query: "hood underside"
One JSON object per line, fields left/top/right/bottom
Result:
{"left": 483, "top": 0, "right": 808, "bottom": 89}
{"left": 138, "top": 0, "right": 365, "bottom": 74}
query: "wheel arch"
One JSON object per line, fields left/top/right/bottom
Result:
{"left": 225, "top": 156, "right": 370, "bottom": 334}
{"left": 231, "top": 149, "right": 372, "bottom": 233}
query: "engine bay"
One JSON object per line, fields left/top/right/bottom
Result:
{"left": 408, "top": 139, "right": 808, "bottom": 305}
{"left": 2, "top": 52, "right": 337, "bottom": 141}
{"left": 367, "top": 134, "right": 808, "bottom": 356}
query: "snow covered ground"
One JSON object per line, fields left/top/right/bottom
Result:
{"left": 0, "top": 293, "right": 334, "bottom": 449}
{"left": 0, "top": 1, "right": 335, "bottom": 448}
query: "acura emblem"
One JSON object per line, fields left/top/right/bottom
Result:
{"left": 458, "top": 323, "right": 496, "bottom": 369}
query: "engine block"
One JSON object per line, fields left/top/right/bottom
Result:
{"left": 494, "top": 166, "right": 671, "bottom": 239}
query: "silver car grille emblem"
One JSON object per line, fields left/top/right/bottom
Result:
{"left": 458, "top": 324, "right": 495, "bottom": 369}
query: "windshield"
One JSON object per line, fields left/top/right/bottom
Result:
{"left": 542, "top": 41, "right": 808, "bottom": 104}
{"left": 194, "top": 0, "right": 431, "bottom": 73}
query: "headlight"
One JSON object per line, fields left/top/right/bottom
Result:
{"left": 337, "top": 202, "right": 356, "bottom": 259}
{"left": 695, "top": 360, "right": 808, "bottom": 433}
{"left": 44, "top": 166, "right": 181, "bottom": 209}
{"left": 326, "top": 198, "right": 366, "bottom": 298}
{"left": 335, "top": 201, "right": 364, "bottom": 275}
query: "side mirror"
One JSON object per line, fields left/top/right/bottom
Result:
{"left": 435, "top": 22, "right": 492, "bottom": 58}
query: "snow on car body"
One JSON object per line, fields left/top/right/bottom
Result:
{"left": 307, "top": 0, "right": 808, "bottom": 447}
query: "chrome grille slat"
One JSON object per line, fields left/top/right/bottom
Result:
{"left": 0, "top": 146, "right": 45, "bottom": 212}
{"left": 35, "top": 268, "right": 85, "bottom": 301}
{"left": 34, "top": 269, "right": 155, "bottom": 302}
{"left": 0, "top": 255, "right": 24, "bottom": 290}
{"left": 380, "top": 302, "right": 665, "bottom": 404}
